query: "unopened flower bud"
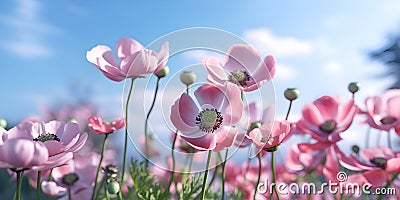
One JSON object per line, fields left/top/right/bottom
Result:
{"left": 248, "top": 121, "right": 261, "bottom": 131}
{"left": 348, "top": 82, "right": 360, "bottom": 94}
{"left": 68, "top": 118, "right": 78, "bottom": 123}
{"left": 0, "top": 118, "right": 7, "bottom": 129}
{"left": 352, "top": 145, "right": 360, "bottom": 154}
{"left": 62, "top": 173, "right": 79, "bottom": 186}
{"left": 284, "top": 88, "right": 299, "bottom": 101}
{"left": 106, "top": 180, "right": 120, "bottom": 194}
{"left": 155, "top": 66, "right": 169, "bottom": 78}
{"left": 180, "top": 71, "right": 196, "bottom": 86}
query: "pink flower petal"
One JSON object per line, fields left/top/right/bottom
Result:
{"left": 386, "top": 158, "right": 400, "bottom": 173}
{"left": 214, "top": 127, "right": 238, "bottom": 152}
{"left": 222, "top": 45, "right": 262, "bottom": 73}
{"left": 116, "top": 37, "right": 144, "bottom": 60}
{"left": 41, "top": 181, "right": 67, "bottom": 196}
{"left": 313, "top": 96, "right": 339, "bottom": 121}
{"left": 194, "top": 84, "right": 225, "bottom": 109}
{"left": 170, "top": 98, "right": 198, "bottom": 135}
{"left": 181, "top": 133, "right": 216, "bottom": 151}
{"left": 221, "top": 82, "right": 243, "bottom": 125}
{"left": 155, "top": 42, "right": 170, "bottom": 72}
{"left": 123, "top": 49, "right": 159, "bottom": 77}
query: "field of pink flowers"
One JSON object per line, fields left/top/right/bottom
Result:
{"left": 1, "top": 37, "right": 399, "bottom": 200}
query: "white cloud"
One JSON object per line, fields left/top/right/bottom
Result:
{"left": 243, "top": 28, "right": 313, "bottom": 57}
{"left": 182, "top": 49, "right": 224, "bottom": 62}
{"left": 274, "top": 64, "right": 296, "bottom": 81}
{"left": 323, "top": 61, "right": 342, "bottom": 73}
{"left": 0, "top": 0, "right": 60, "bottom": 58}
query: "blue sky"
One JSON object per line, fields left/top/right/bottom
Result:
{"left": 1, "top": 0, "right": 400, "bottom": 153}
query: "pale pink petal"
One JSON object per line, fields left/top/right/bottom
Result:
{"left": 194, "top": 84, "right": 224, "bottom": 109}
{"left": 298, "top": 142, "right": 329, "bottom": 153}
{"left": 386, "top": 158, "right": 400, "bottom": 173}
{"left": 116, "top": 37, "right": 144, "bottom": 60}
{"left": 214, "top": 127, "right": 238, "bottom": 152}
{"left": 222, "top": 45, "right": 262, "bottom": 72}
{"left": 302, "top": 104, "right": 324, "bottom": 125}
{"left": 221, "top": 82, "right": 243, "bottom": 125}
{"left": 181, "top": 134, "right": 216, "bottom": 151}
{"left": 41, "top": 181, "right": 67, "bottom": 196}
{"left": 123, "top": 49, "right": 159, "bottom": 77}
{"left": 203, "top": 57, "right": 228, "bottom": 84}
{"left": 387, "top": 96, "right": 400, "bottom": 118}
{"left": 363, "top": 170, "right": 388, "bottom": 188}
{"left": 246, "top": 102, "right": 259, "bottom": 123}
{"left": 66, "top": 132, "right": 88, "bottom": 153}
{"left": 251, "top": 55, "right": 276, "bottom": 83}
{"left": 155, "top": 41, "right": 169, "bottom": 72}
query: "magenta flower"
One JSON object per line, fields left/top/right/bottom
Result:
{"left": 170, "top": 82, "right": 243, "bottom": 151}
{"left": 86, "top": 37, "right": 169, "bottom": 81}
{"left": 246, "top": 120, "right": 291, "bottom": 152}
{"left": 296, "top": 96, "right": 358, "bottom": 152}
{"left": 362, "top": 89, "right": 400, "bottom": 133}
{"left": 0, "top": 126, "right": 49, "bottom": 170}
{"left": 203, "top": 44, "right": 276, "bottom": 92}
{"left": 5, "top": 120, "right": 88, "bottom": 169}
{"left": 88, "top": 116, "right": 125, "bottom": 135}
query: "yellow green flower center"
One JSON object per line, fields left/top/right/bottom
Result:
{"left": 229, "top": 70, "right": 250, "bottom": 86}
{"left": 33, "top": 133, "right": 60, "bottom": 142}
{"left": 319, "top": 120, "right": 337, "bottom": 133}
{"left": 196, "top": 108, "right": 223, "bottom": 133}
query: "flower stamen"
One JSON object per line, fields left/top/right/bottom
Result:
{"left": 33, "top": 133, "right": 60, "bottom": 142}
{"left": 229, "top": 70, "right": 250, "bottom": 87}
{"left": 319, "top": 120, "right": 337, "bottom": 134}
{"left": 196, "top": 108, "right": 223, "bottom": 133}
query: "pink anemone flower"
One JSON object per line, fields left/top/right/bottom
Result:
{"left": 296, "top": 96, "right": 358, "bottom": 152}
{"left": 0, "top": 126, "right": 49, "bottom": 170}
{"left": 203, "top": 44, "right": 275, "bottom": 92}
{"left": 246, "top": 120, "right": 291, "bottom": 154}
{"left": 362, "top": 89, "right": 400, "bottom": 134}
{"left": 86, "top": 37, "right": 169, "bottom": 81}
{"left": 170, "top": 82, "right": 243, "bottom": 151}
{"left": 88, "top": 117, "right": 125, "bottom": 135}
{"left": 5, "top": 120, "right": 88, "bottom": 170}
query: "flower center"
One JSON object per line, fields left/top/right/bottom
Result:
{"left": 229, "top": 70, "right": 250, "bottom": 87}
{"left": 33, "top": 133, "right": 60, "bottom": 142}
{"left": 319, "top": 120, "right": 337, "bottom": 133}
{"left": 370, "top": 157, "right": 387, "bottom": 169}
{"left": 62, "top": 173, "right": 79, "bottom": 186}
{"left": 380, "top": 116, "right": 397, "bottom": 125}
{"left": 248, "top": 121, "right": 262, "bottom": 132}
{"left": 196, "top": 108, "right": 223, "bottom": 133}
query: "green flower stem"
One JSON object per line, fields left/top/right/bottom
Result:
{"left": 95, "top": 176, "right": 106, "bottom": 200}
{"left": 167, "top": 129, "right": 179, "bottom": 192}
{"left": 118, "top": 189, "right": 123, "bottom": 200}
{"left": 285, "top": 100, "right": 293, "bottom": 121}
{"left": 37, "top": 171, "right": 42, "bottom": 200}
{"left": 91, "top": 133, "right": 109, "bottom": 200}
{"left": 67, "top": 186, "right": 72, "bottom": 200}
{"left": 270, "top": 151, "right": 280, "bottom": 200}
{"left": 221, "top": 149, "right": 229, "bottom": 200}
{"left": 15, "top": 170, "right": 24, "bottom": 200}
{"left": 144, "top": 77, "right": 161, "bottom": 168}
{"left": 253, "top": 152, "right": 262, "bottom": 200}
{"left": 121, "top": 78, "right": 135, "bottom": 186}
{"left": 201, "top": 150, "right": 213, "bottom": 200}
{"left": 104, "top": 183, "right": 110, "bottom": 200}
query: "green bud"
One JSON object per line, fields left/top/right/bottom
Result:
{"left": 348, "top": 82, "right": 360, "bottom": 94}
{"left": 155, "top": 66, "right": 170, "bottom": 78}
{"left": 106, "top": 180, "right": 120, "bottom": 194}
{"left": 284, "top": 88, "right": 300, "bottom": 101}
{"left": 0, "top": 118, "right": 7, "bottom": 129}
{"left": 248, "top": 121, "right": 261, "bottom": 131}
{"left": 62, "top": 173, "right": 79, "bottom": 186}
{"left": 351, "top": 145, "right": 360, "bottom": 154}
{"left": 68, "top": 118, "right": 78, "bottom": 123}
{"left": 180, "top": 71, "right": 196, "bottom": 86}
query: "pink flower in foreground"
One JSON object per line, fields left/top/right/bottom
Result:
{"left": 86, "top": 37, "right": 169, "bottom": 81}
{"left": 0, "top": 126, "right": 49, "bottom": 170}
{"left": 5, "top": 120, "right": 88, "bottom": 169}
{"left": 296, "top": 96, "right": 358, "bottom": 152}
{"left": 170, "top": 82, "right": 243, "bottom": 151}
{"left": 246, "top": 120, "right": 291, "bottom": 152}
{"left": 362, "top": 89, "right": 400, "bottom": 133}
{"left": 88, "top": 117, "right": 125, "bottom": 135}
{"left": 203, "top": 44, "right": 276, "bottom": 92}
